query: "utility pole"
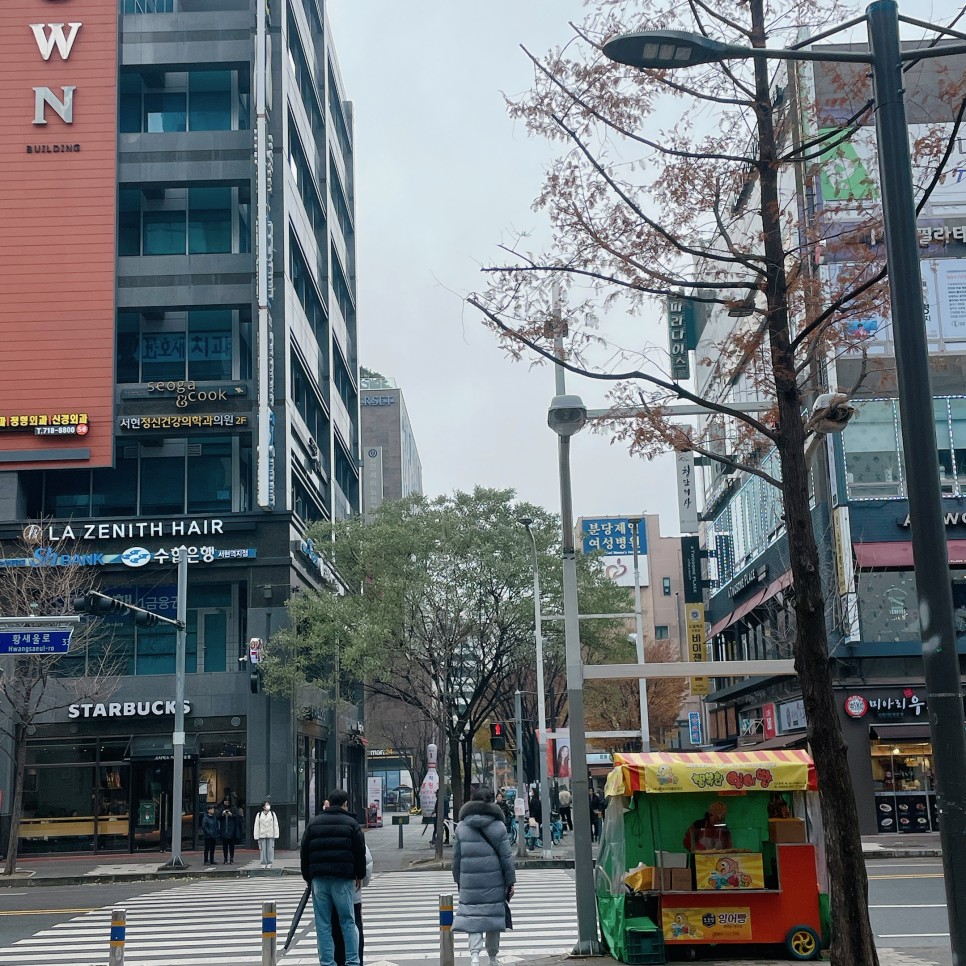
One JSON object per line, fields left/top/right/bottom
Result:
{"left": 163, "top": 549, "right": 189, "bottom": 870}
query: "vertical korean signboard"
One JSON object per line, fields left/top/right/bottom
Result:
{"left": 681, "top": 536, "right": 708, "bottom": 695}
{"left": 0, "top": 1, "right": 118, "bottom": 469}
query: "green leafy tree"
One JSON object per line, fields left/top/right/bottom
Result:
{"left": 262, "top": 487, "right": 627, "bottom": 818}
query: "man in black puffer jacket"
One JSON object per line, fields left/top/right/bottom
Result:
{"left": 300, "top": 789, "right": 367, "bottom": 966}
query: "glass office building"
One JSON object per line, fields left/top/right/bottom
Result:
{"left": 0, "top": 0, "right": 363, "bottom": 854}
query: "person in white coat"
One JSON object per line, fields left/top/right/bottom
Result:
{"left": 254, "top": 799, "right": 280, "bottom": 868}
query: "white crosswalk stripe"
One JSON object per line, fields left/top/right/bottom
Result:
{"left": 0, "top": 869, "right": 578, "bottom": 965}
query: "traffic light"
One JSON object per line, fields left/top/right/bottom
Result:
{"left": 490, "top": 722, "right": 506, "bottom": 751}
{"left": 72, "top": 593, "right": 127, "bottom": 615}
{"left": 73, "top": 593, "right": 160, "bottom": 626}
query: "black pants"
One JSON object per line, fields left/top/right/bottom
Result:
{"left": 222, "top": 839, "right": 236, "bottom": 862}
{"left": 560, "top": 806, "right": 573, "bottom": 830}
{"left": 204, "top": 837, "right": 217, "bottom": 864}
{"left": 332, "top": 901, "right": 364, "bottom": 966}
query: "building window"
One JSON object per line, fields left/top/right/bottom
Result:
{"left": 655, "top": 625, "right": 670, "bottom": 640}
{"left": 123, "top": 0, "right": 174, "bottom": 12}
{"left": 119, "top": 69, "right": 246, "bottom": 132}
{"left": 118, "top": 185, "right": 250, "bottom": 257}
{"left": 27, "top": 438, "right": 252, "bottom": 518}
{"left": 662, "top": 576, "right": 672, "bottom": 596}
{"left": 116, "top": 307, "right": 249, "bottom": 384}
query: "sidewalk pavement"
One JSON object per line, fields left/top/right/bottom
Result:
{"left": 0, "top": 809, "right": 942, "bottom": 888}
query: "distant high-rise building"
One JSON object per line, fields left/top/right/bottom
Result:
{"left": 360, "top": 373, "right": 423, "bottom": 518}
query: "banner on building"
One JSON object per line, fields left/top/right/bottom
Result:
{"left": 686, "top": 603, "right": 708, "bottom": 696}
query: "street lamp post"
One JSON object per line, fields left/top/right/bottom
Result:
{"left": 518, "top": 517, "right": 553, "bottom": 858}
{"left": 627, "top": 517, "right": 650, "bottom": 751}
{"left": 603, "top": 4, "right": 966, "bottom": 956}
{"left": 548, "top": 393, "right": 601, "bottom": 956}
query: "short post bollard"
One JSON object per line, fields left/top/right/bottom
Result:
{"left": 439, "top": 893, "right": 455, "bottom": 966}
{"left": 108, "top": 907, "right": 126, "bottom": 966}
{"left": 262, "top": 899, "right": 277, "bottom": 966}
{"left": 392, "top": 812, "right": 409, "bottom": 848}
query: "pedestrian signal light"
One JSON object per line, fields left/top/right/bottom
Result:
{"left": 490, "top": 722, "right": 506, "bottom": 751}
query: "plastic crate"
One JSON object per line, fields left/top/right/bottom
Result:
{"left": 624, "top": 917, "right": 666, "bottom": 965}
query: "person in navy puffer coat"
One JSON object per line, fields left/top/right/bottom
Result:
{"left": 452, "top": 788, "right": 516, "bottom": 966}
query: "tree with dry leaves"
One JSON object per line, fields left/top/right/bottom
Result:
{"left": 584, "top": 639, "right": 689, "bottom": 752}
{"left": 0, "top": 530, "right": 120, "bottom": 874}
{"left": 468, "top": 2, "right": 966, "bottom": 962}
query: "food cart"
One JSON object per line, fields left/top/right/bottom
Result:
{"left": 596, "top": 751, "right": 829, "bottom": 963}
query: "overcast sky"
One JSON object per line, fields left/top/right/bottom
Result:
{"left": 326, "top": 0, "right": 964, "bottom": 541}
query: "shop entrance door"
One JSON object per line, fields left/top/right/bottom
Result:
{"left": 131, "top": 759, "right": 198, "bottom": 852}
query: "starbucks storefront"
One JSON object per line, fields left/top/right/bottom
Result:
{"left": 18, "top": 696, "right": 247, "bottom": 855}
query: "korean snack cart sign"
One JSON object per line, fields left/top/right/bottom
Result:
{"left": 604, "top": 751, "right": 817, "bottom": 797}
{"left": 662, "top": 907, "right": 752, "bottom": 943}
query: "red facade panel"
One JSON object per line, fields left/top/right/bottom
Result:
{"left": 0, "top": 0, "right": 118, "bottom": 469}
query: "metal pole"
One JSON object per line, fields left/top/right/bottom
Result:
{"left": 514, "top": 690, "right": 526, "bottom": 859}
{"left": 163, "top": 549, "right": 188, "bottom": 869}
{"left": 558, "top": 434, "right": 602, "bottom": 955}
{"left": 629, "top": 518, "right": 651, "bottom": 751}
{"left": 868, "top": 2, "right": 966, "bottom": 957}
{"left": 262, "top": 899, "right": 277, "bottom": 966}
{"left": 108, "top": 908, "right": 126, "bottom": 966}
{"left": 523, "top": 524, "right": 553, "bottom": 858}
{"left": 439, "top": 893, "right": 455, "bottom": 966}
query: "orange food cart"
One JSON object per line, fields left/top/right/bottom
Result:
{"left": 595, "top": 751, "right": 829, "bottom": 963}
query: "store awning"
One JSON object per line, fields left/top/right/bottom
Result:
{"left": 869, "top": 724, "right": 932, "bottom": 741}
{"left": 709, "top": 570, "right": 794, "bottom": 637}
{"left": 747, "top": 732, "right": 808, "bottom": 750}
{"left": 854, "top": 540, "right": 966, "bottom": 568}
{"left": 604, "top": 749, "right": 817, "bottom": 797}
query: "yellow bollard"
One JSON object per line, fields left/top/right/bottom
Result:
{"left": 262, "top": 899, "right": 277, "bottom": 966}
{"left": 108, "top": 907, "right": 126, "bottom": 966}
{"left": 439, "top": 893, "right": 455, "bottom": 966}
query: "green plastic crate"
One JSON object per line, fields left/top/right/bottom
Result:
{"left": 624, "top": 917, "right": 666, "bottom": 965}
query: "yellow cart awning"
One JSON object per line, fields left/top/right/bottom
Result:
{"left": 604, "top": 750, "right": 817, "bottom": 797}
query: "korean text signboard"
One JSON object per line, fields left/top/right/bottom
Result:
{"left": 0, "top": 0, "right": 118, "bottom": 469}
{"left": 580, "top": 517, "right": 645, "bottom": 556}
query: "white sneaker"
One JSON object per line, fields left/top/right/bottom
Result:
{"left": 488, "top": 957, "right": 500, "bottom": 966}
{"left": 470, "top": 955, "right": 480, "bottom": 966}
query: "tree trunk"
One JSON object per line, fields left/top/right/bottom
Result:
{"left": 750, "top": 3, "right": 878, "bottom": 962}
{"left": 3, "top": 723, "right": 26, "bottom": 876}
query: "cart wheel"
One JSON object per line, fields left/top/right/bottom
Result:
{"left": 785, "top": 925, "right": 820, "bottom": 960}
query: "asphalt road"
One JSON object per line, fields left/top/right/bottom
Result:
{"left": 867, "top": 858, "right": 952, "bottom": 966}
{"left": 0, "top": 858, "right": 954, "bottom": 962}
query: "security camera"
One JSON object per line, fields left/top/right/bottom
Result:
{"left": 547, "top": 394, "right": 588, "bottom": 437}
{"left": 806, "top": 392, "right": 855, "bottom": 435}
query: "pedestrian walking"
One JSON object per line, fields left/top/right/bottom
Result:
{"left": 588, "top": 786, "right": 605, "bottom": 843}
{"left": 254, "top": 798, "right": 280, "bottom": 868}
{"left": 201, "top": 804, "right": 220, "bottom": 866}
{"left": 453, "top": 787, "right": 516, "bottom": 966}
{"left": 430, "top": 788, "right": 450, "bottom": 846}
{"left": 300, "top": 788, "right": 367, "bottom": 966}
{"left": 332, "top": 825, "right": 373, "bottom": 966}
{"left": 558, "top": 787, "right": 573, "bottom": 831}
{"left": 495, "top": 791, "right": 512, "bottom": 830}
{"left": 219, "top": 796, "right": 243, "bottom": 864}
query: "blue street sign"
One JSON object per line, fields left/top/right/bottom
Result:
{"left": 580, "top": 517, "right": 646, "bottom": 557}
{"left": 0, "top": 629, "right": 73, "bottom": 654}
{"left": 688, "top": 711, "right": 703, "bottom": 746}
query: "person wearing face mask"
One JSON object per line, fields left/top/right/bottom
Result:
{"left": 254, "top": 798, "right": 280, "bottom": 868}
